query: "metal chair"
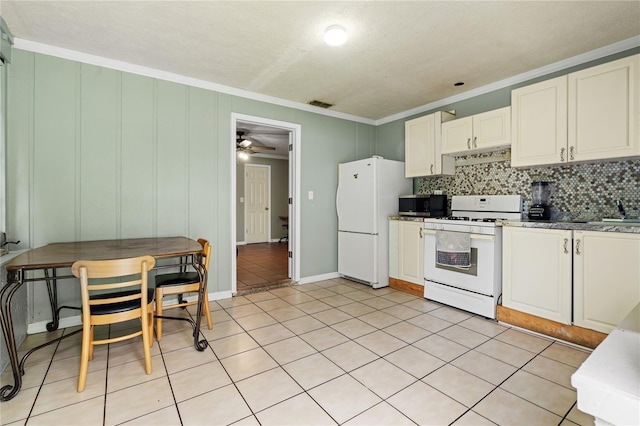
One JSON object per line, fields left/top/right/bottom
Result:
{"left": 279, "top": 215, "right": 289, "bottom": 243}
{"left": 71, "top": 255, "right": 155, "bottom": 392}
{"left": 154, "top": 238, "right": 213, "bottom": 341}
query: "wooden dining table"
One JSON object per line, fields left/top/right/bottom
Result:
{"left": 0, "top": 236, "right": 208, "bottom": 401}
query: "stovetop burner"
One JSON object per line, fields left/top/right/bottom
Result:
{"left": 436, "top": 216, "right": 470, "bottom": 221}
{"left": 435, "top": 216, "right": 501, "bottom": 222}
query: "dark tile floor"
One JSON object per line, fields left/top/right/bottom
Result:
{"left": 236, "top": 243, "right": 290, "bottom": 294}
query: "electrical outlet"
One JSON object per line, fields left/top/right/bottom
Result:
{"left": 308, "top": 191, "right": 314, "bottom": 200}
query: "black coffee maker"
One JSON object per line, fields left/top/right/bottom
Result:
{"left": 528, "top": 181, "right": 552, "bottom": 220}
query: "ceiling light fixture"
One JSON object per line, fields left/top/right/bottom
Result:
{"left": 324, "top": 25, "right": 347, "bottom": 46}
{"left": 238, "top": 151, "right": 249, "bottom": 161}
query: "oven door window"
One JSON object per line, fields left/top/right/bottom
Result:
{"left": 424, "top": 231, "right": 496, "bottom": 296}
{"left": 436, "top": 248, "right": 478, "bottom": 276}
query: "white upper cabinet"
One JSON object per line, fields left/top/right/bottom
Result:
{"left": 511, "top": 76, "right": 568, "bottom": 167}
{"left": 511, "top": 54, "right": 640, "bottom": 168}
{"left": 405, "top": 111, "right": 455, "bottom": 177}
{"left": 568, "top": 55, "right": 640, "bottom": 162}
{"left": 442, "top": 106, "right": 511, "bottom": 155}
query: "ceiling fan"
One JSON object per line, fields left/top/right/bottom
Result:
{"left": 236, "top": 131, "right": 276, "bottom": 155}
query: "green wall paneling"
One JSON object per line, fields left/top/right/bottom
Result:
{"left": 156, "top": 80, "right": 188, "bottom": 237}
{"left": 187, "top": 87, "right": 218, "bottom": 245}
{"left": 79, "top": 63, "right": 118, "bottom": 241}
{"left": 121, "top": 73, "right": 155, "bottom": 238}
{"left": 33, "top": 55, "right": 76, "bottom": 246}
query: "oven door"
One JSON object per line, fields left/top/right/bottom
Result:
{"left": 423, "top": 229, "right": 498, "bottom": 296}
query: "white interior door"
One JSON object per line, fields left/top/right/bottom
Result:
{"left": 245, "top": 164, "right": 270, "bottom": 243}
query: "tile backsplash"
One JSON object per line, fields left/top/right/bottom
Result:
{"left": 416, "top": 152, "right": 640, "bottom": 221}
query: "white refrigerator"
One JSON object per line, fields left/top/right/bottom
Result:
{"left": 336, "top": 157, "right": 412, "bottom": 288}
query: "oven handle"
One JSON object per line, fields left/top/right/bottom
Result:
{"left": 422, "top": 229, "right": 495, "bottom": 241}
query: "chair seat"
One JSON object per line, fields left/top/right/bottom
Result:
{"left": 155, "top": 271, "right": 199, "bottom": 288}
{"left": 90, "top": 289, "right": 155, "bottom": 315}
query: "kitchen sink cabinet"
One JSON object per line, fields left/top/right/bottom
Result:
{"left": 398, "top": 220, "right": 424, "bottom": 285}
{"left": 511, "top": 54, "right": 639, "bottom": 167}
{"left": 405, "top": 111, "right": 455, "bottom": 177}
{"left": 573, "top": 230, "right": 640, "bottom": 334}
{"left": 502, "top": 227, "right": 572, "bottom": 324}
{"left": 503, "top": 227, "right": 640, "bottom": 334}
{"left": 441, "top": 106, "right": 511, "bottom": 155}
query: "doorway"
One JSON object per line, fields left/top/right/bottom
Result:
{"left": 231, "top": 114, "right": 301, "bottom": 295}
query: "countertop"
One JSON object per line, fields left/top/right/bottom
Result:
{"left": 388, "top": 216, "right": 426, "bottom": 223}
{"left": 501, "top": 219, "right": 640, "bottom": 234}
{"left": 390, "top": 217, "right": 640, "bottom": 234}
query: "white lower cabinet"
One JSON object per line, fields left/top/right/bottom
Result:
{"left": 503, "top": 227, "right": 640, "bottom": 334}
{"left": 573, "top": 230, "right": 640, "bottom": 334}
{"left": 388, "top": 219, "right": 399, "bottom": 279}
{"left": 398, "top": 220, "right": 424, "bottom": 285}
{"left": 502, "top": 227, "right": 572, "bottom": 324}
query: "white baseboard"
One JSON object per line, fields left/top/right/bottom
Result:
{"left": 298, "top": 272, "right": 340, "bottom": 285}
{"left": 27, "top": 316, "right": 83, "bottom": 333}
{"left": 26, "top": 290, "right": 233, "bottom": 334}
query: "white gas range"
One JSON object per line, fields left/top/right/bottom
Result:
{"left": 423, "top": 195, "right": 522, "bottom": 319}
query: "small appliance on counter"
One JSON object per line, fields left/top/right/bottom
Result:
{"left": 398, "top": 194, "right": 447, "bottom": 217}
{"left": 528, "top": 181, "right": 553, "bottom": 220}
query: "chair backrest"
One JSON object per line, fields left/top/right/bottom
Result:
{"left": 71, "top": 255, "right": 156, "bottom": 315}
{"left": 197, "top": 238, "right": 211, "bottom": 271}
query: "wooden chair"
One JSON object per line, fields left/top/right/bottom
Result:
{"left": 154, "top": 238, "right": 213, "bottom": 341}
{"left": 71, "top": 255, "right": 155, "bottom": 392}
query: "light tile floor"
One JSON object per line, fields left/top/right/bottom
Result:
{"left": 1, "top": 278, "right": 595, "bottom": 425}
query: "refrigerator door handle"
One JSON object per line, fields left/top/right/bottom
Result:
{"left": 336, "top": 183, "right": 341, "bottom": 223}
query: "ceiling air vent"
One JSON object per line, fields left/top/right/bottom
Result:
{"left": 308, "top": 100, "right": 334, "bottom": 109}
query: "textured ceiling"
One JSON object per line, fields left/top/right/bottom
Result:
{"left": 3, "top": 1, "right": 640, "bottom": 122}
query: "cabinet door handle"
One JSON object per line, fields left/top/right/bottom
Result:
{"left": 472, "top": 136, "right": 477, "bottom": 148}
{"left": 569, "top": 146, "right": 575, "bottom": 160}
{"left": 560, "top": 147, "right": 565, "bottom": 162}
{"left": 563, "top": 238, "right": 569, "bottom": 254}
{"left": 430, "top": 164, "right": 434, "bottom": 174}
{"left": 467, "top": 138, "right": 471, "bottom": 149}
{"left": 419, "top": 228, "right": 423, "bottom": 238}
{"left": 575, "top": 239, "right": 581, "bottom": 255}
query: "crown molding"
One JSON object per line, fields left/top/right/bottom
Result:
{"left": 376, "top": 35, "right": 640, "bottom": 125}
{"left": 13, "top": 36, "right": 640, "bottom": 127}
{"left": 13, "top": 38, "right": 376, "bottom": 126}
